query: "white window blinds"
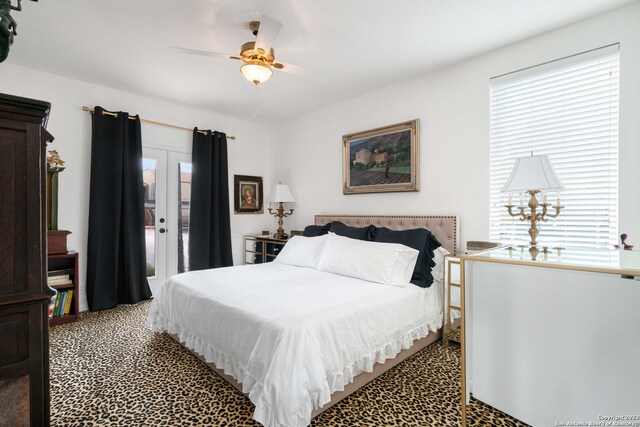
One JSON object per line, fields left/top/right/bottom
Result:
{"left": 489, "top": 44, "right": 619, "bottom": 248}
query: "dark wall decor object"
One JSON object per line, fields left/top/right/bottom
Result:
{"left": 0, "top": 92, "right": 56, "bottom": 426}
{"left": 234, "top": 174, "right": 264, "bottom": 214}
{"left": 342, "top": 119, "right": 419, "bottom": 194}
{"left": 0, "top": 0, "right": 38, "bottom": 63}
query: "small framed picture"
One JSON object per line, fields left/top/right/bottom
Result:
{"left": 234, "top": 175, "right": 264, "bottom": 214}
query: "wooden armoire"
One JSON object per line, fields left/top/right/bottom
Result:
{"left": 0, "top": 93, "right": 55, "bottom": 426}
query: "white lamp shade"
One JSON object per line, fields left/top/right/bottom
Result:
{"left": 501, "top": 154, "right": 564, "bottom": 193}
{"left": 267, "top": 184, "right": 296, "bottom": 203}
{"left": 240, "top": 62, "right": 273, "bottom": 85}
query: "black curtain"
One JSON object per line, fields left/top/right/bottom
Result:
{"left": 86, "top": 106, "right": 152, "bottom": 311}
{"left": 188, "top": 129, "right": 233, "bottom": 270}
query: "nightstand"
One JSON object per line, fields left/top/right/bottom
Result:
{"left": 443, "top": 252, "right": 463, "bottom": 345}
{"left": 442, "top": 243, "right": 501, "bottom": 345}
{"left": 244, "top": 234, "right": 288, "bottom": 264}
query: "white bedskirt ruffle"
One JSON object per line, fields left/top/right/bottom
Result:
{"left": 149, "top": 263, "right": 443, "bottom": 427}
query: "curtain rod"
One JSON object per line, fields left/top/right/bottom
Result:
{"left": 81, "top": 106, "right": 236, "bottom": 140}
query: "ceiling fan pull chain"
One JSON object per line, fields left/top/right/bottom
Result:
{"left": 252, "top": 85, "right": 261, "bottom": 118}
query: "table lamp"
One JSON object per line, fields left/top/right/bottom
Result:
{"left": 267, "top": 183, "right": 296, "bottom": 240}
{"left": 502, "top": 154, "right": 564, "bottom": 247}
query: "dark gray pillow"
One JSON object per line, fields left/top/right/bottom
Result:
{"left": 371, "top": 226, "right": 441, "bottom": 288}
{"left": 302, "top": 223, "right": 331, "bottom": 237}
{"left": 329, "top": 221, "right": 374, "bottom": 241}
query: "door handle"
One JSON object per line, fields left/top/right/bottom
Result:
{"left": 159, "top": 228, "right": 166, "bottom": 234}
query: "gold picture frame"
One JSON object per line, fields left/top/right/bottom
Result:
{"left": 234, "top": 175, "right": 264, "bottom": 214}
{"left": 342, "top": 119, "right": 419, "bottom": 194}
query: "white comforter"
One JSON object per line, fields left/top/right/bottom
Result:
{"left": 149, "top": 263, "right": 443, "bottom": 427}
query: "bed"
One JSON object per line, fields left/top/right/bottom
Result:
{"left": 149, "top": 215, "right": 458, "bottom": 427}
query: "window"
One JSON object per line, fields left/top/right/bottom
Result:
{"left": 489, "top": 44, "right": 619, "bottom": 248}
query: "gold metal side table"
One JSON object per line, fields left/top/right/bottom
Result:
{"left": 442, "top": 252, "right": 464, "bottom": 345}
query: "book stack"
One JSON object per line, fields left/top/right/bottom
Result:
{"left": 48, "top": 269, "right": 74, "bottom": 318}
{"left": 48, "top": 269, "right": 73, "bottom": 287}
{"left": 50, "top": 289, "right": 73, "bottom": 318}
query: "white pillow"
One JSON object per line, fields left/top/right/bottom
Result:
{"left": 273, "top": 235, "right": 328, "bottom": 269}
{"left": 317, "top": 234, "right": 419, "bottom": 287}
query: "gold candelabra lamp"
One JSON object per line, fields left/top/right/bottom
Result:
{"left": 502, "top": 154, "right": 564, "bottom": 248}
{"left": 505, "top": 190, "right": 563, "bottom": 246}
{"left": 266, "top": 183, "right": 296, "bottom": 240}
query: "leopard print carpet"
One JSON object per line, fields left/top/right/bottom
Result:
{"left": 49, "top": 301, "right": 529, "bottom": 426}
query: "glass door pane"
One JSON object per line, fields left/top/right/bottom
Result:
{"left": 142, "top": 148, "right": 167, "bottom": 293}
{"left": 178, "top": 162, "right": 191, "bottom": 273}
{"left": 142, "top": 158, "right": 157, "bottom": 278}
{"left": 167, "top": 151, "right": 192, "bottom": 278}
{"left": 143, "top": 149, "right": 190, "bottom": 291}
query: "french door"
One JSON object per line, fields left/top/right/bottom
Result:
{"left": 142, "top": 148, "right": 192, "bottom": 293}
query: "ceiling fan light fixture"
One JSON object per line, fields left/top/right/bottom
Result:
{"left": 240, "top": 61, "right": 273, "bottom": 85}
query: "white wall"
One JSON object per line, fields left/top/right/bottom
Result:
{"left": 272, "top": 2, "right": 640, "bottom": 247}
{"left": 0, "top": 64, "right": 275, "bottom": 310}
{"left": 2, "top": 3, "right": 639, "bottom": 312}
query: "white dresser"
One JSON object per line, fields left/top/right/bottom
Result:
{"left": 460, "top": 246, "right": 640, "bottom": 427}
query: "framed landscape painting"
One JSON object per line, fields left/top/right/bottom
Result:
{"left": 342, "top": 119, "right": 419, "bottom": 194}
{"left": 234, "top": 175, "right": 264, "bottom": 214}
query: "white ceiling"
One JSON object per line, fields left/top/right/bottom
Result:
{"left": 6, "top": 0, "right": 637, "bottom": 120}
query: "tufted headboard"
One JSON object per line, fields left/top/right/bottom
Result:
{"left": 314, "top": 215, "right": 459, "bottom": 254}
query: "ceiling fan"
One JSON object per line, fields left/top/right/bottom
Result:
{"left": 170, "top": 15, "right": 329, "bottom": 86}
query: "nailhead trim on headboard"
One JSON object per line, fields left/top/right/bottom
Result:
{"left": 314, "top": 215, "right": 459, "bottom": 254}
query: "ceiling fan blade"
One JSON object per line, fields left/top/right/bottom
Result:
{"left": 254, "top": 14, "right": 283, "bottom": 53}
{"left": 169, "top": 46, "right": 238, "bottom": 60}
{"left": 274, "top": 61, "right": 332, "bottom": 83}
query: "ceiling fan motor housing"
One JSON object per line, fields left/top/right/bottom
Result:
{"left": 240, "top": 41, "right": 275, "bottom": 64}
